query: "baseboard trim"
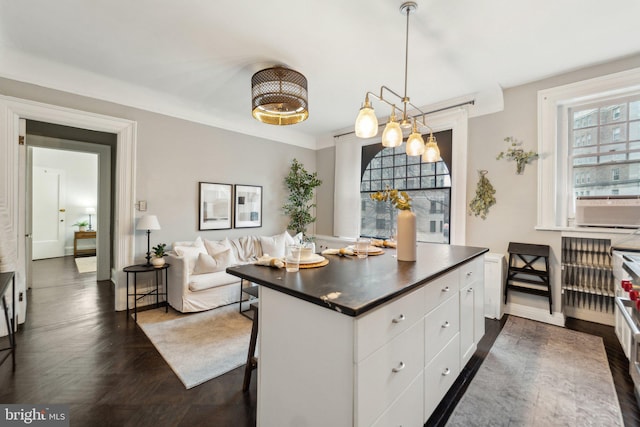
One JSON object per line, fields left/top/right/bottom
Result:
{"left": 505, "top": 302, "right": 565, "bottom": 327}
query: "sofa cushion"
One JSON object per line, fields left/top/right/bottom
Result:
{"left": 204, "top": 237, "right": 238, "bottom": 265}
{"left": 259, "top": 231, "right": 294, "bottom": 258}
{"left": 188, "top": 270, "right": 241, "bottom": 292}
{"left": 192, "top": 250, "right": 235, "bottom": 274}
{"left": 173, "top": 243, "right": 207, "bottom": 274}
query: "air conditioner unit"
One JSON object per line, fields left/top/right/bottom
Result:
{"left": 575, "top": 196, "right": 640, "bottom": 228}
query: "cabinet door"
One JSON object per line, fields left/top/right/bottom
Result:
{"left": 473, "top": 272, "right": 485, "bottom": 343}
{"left": 459, "top": 283, "right": 475, "bottom": 367}
{"left": 371, "top": 371, "right": 423, "bottom": 427}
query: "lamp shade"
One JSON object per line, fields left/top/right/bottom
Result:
{"left": 405, "top": 131, "right": 425, "bottom": 156}
{"left": 355, "top": 96, "right": 378, "bottom": 138}
{"left": 422, "top": 134, "right": 441, "bottom": 163}
{"left": 137, "top": 214, "right": 161, "bottom": 231}
{"left": 251, "top": 66, "right": 309, "bottom": 125}
{"left": 85, "top": 207, "right": 96, "bottom": 215}
{"left": 382, "top": 115, "right": 403, "bottom": 148}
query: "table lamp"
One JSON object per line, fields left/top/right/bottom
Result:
{"left": 136, "top": 214, "right": 161, "bottom": 266}
{"left": 86, "top": 207, "right": 96, "bottom": 231}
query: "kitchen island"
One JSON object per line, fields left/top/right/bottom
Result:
{"left": 227, "top": 243, "right": 488, "bottom": 427}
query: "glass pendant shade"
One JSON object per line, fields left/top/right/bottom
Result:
{"left": 405, "top": 121, "right": 425, "bottom": 156}
{"left": 355, "top": 99, "right": 379, "bottom": 138}
{"left": 422, "top": 134, "right": 441, "bottom": 162}
{"left": 382, "top": 116, "right": 403, "bottom": 148}
{"left": 251, "top": 66, "right": 309, "bottom": 125}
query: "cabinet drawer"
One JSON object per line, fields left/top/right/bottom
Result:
{"left": 424, "top": 269, "right": 459, "bottom": 315}
{"left": 460, "top": 256, "right": 484, "bottom": 288}
{"left": 356, "top": 286, "right": 425, "bottom": 362}
{"left": 371, "top": 370, "right": 423, "bottom": 427}
{"left": 424, "top": 333, "right": 460, "bottom": 422}
{"left": 424, "top": 293, "right": 459, "bottom": 364}
{"left": 356, "top": 320, "right": 424, "bottom": 427}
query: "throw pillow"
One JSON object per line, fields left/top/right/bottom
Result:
{"left": 173, "top": 244, "right": 207, "bottom": 273}
{"left": 259, "top": 231, "right": 291, "bottom": 258}
{"left": 204, "top": 237, "right": 238, "bottom": 265}
{"left": 192, "top": 250, "right": 234, "bottom": 274}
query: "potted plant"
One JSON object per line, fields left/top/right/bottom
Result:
{"left": 73, "top": 220, "right": 90, "bottom": 231}
{"left": 496, "top": 136, "right": 538, "bottom": 174}
{"left": 151, "top": 243, "right": 167, "bottom": 268}
{"left": 283, "top": 159, "right": 322, "bottom": 248}
{"left": 370, "top": 187, "right": 415, "bottom": 261}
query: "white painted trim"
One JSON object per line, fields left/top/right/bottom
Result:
{"left": 425, "top": 107, "right": 468, "bottom": 245}
{"left": 505, "top": 302, "right": 565, "bottom": 327}
{"left": 537, "top": 67, "right": 640, "bottom": 229}
{"left": 0, "top": 95, "right": 136, "bottom": 314}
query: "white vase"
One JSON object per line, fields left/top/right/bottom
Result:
{"left": 151, "top": 256, "right": 166, "bottom": 268}
{"left": 397, "top": 210, "right": 416, "bottom": 261}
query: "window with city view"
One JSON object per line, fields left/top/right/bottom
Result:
{"left": 360, "top": 130, "right": 452, "bottom": 244}
{"left": 570, "top": 95, "right": 640, "bottom": 199}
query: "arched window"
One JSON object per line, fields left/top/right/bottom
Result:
{"left": 360, "top": 130, "right": 452, "bottom": 244}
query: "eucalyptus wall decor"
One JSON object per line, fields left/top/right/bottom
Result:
{"left": 469, "top": 170, "right": 496, "bottom": 220}
{"left": 496, "top": 136, "right": 539, "bottom": 174}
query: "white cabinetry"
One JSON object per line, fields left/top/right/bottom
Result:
{"left": 459, "top": 257, "right": 485, "bottom": 366}
{"left": 258, "top": 256, "right": 485, "bottom": 427}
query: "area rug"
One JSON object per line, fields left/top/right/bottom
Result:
{"left": 446, "top": 316, "right": 624, "bottom": 427}
{"left": 74, "top": 256, "right": 96, "bottom": 273}
{"left": 135, "top": 303, "right": 253, "bottom": 389}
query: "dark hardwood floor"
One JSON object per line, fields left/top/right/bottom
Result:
{"left": 0, "top": 256, "right": 256, "bottom": 426}
{"left": 0, "top": 256, "right": 638, "bottom": 426}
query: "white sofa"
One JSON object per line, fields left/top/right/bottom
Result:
{"left": 166, "top": 231, "right": 295, "bottom": 313}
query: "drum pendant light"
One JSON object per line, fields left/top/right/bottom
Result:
{"left": 251, "top": 66, "right": 309, "bottom": 125}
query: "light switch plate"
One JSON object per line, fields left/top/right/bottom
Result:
{"left": 138, "top": 200, "right": 147, "bottom": 211}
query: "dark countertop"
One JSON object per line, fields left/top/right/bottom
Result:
{"left": 226, "top": 243, "right": 488, "bottom": 317}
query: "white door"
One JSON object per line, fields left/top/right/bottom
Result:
{"left": 32, "top": 167, "right": 66, "bottom": 260}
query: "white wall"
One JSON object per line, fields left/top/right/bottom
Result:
{"left": 31, "top": 146, "right": 97, "bottom": 254}
{"left": 0, "top": 76, "right": 317, "bottom": 267}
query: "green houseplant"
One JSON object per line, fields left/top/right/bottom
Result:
{"left": 151, "top": 243, "right": 167, "bottom": 267}
{"left": 283, "top": 159, "right": 323, "bottom": 240}
{"left": 72, "top": 220, "right": 90, "bottom": 231}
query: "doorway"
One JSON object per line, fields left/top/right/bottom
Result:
{"left": 26, "top": 121, "right": 114, "bottom": 287}
{"left": 0, "top": 95, "right": 137, "bottom": 333}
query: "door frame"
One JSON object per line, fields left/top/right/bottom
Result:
{"left": 0, "top": 95, "right": 137, "bottom": 324}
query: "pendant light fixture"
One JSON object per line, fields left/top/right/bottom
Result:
{"left": 422, "top": 133, "right": 441, "bottom": 162}
{"left": 381, "top": 109, "right": 403, "bottom": 147}
{"left": 251, "top": 66, "right": 309, "bottom": 125}
{"left": 353, "top": 1, "right": 441, "bottom": 161}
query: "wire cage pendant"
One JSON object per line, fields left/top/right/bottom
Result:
{"left": 251, "top": 66, "right": 309, "bottom": 125}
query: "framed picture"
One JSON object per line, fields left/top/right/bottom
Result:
{"left": 234, "top": 185, "right": 262, "bottom": 228}
{"left": 199, "top": 182, "right": 233, "bottom": 230}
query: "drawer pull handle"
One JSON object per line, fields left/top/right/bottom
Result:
{"left": 442, "top": 286, "right": 450, "bottom": 293}
{"left": 442, "top": 368, "right": 451, "bottom": 376}
{"left": 442, "top": 321, "right": 450, "bottom": 328}
{"left": 392, "top": 362, "right": 405, "bottom": 373}
{"left": 467, "top": 287, "right": 473, "bottom": 293}
{"left": 392, "top": 314, "right": 406, "bottom": 324}
{"left": 466, "top": 271, "right": 473, "bottom": 277}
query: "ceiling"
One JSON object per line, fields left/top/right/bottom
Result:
{"left": 1, "top": 0, "right": 639, "bottom": 149}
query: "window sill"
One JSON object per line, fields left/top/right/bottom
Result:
{"left": 535, "top": 225, "right": 637, "bottom": 235}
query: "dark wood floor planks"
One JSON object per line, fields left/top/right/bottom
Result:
{"left": 0, "top": 256, "right": 638, "bottom": 426}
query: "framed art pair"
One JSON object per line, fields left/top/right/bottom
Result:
{"left": 198, "top": 183, "right": 262, "bottom": 230}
